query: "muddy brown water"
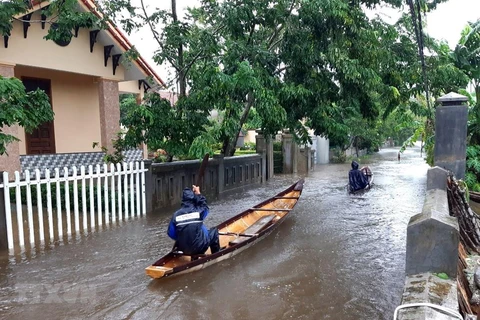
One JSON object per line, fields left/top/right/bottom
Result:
{"left": 0, "top": 146, "right": 428, "bottom": 320}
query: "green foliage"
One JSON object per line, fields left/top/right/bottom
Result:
{"left": 234, "top": 149, "right": 257, "bottom": 155}
{"left": 120, "top": 91, "right": 212, "bottom": 161}
{"left": 433, "top": 272, "right": 449, "bottom": 280}
{"left": 273, "top": 150, "right": 283, "bottom": 174}
{"left": 239, "top": 142, "right": 256, "bottom": 151}
{"left": 101, "top": 0, "right": 455, "bottom": 159}
{"left": 120, "top": 93, "right": 137, "bottom": 126}
{"left": 243, "top": 108, "right": 262, "bottom": 131}
{"left": 0, "top": 0, "right": 99, "bottom": 40}
{"left": 0, "top": 76, "right": 54, "bottom": 155}
{"left": 330, "top": 148, "right": 346, "bottom": 164}
{"left": 273, "top": 142, "right": 282, "bottom": 152}
{"left": 92, "top": 133, "right": 126, "bottom": 165}
{"left": 466, "top": 145, "right": 480, "bottom": 191}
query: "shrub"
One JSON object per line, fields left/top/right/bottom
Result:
{"left": 330, "top": 148, "right": 346, "bottom": 163}
{"left": 273, "top": 151, "right": 283, "bottom": 173}
{"left": 273, "top": 141, "right": 282, "bottom": 152}
{"left": 239, "top": 142, "right": 256, "bottom": 151}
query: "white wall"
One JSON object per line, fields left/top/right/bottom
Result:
{"left": 316, "top": 136, "right": 330, "bottom": 164}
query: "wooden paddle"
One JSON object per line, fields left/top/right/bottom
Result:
{"left": 195, "top": 153, "right": 210, "bottom": 188}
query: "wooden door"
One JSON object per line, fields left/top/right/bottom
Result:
{"left": 23, "top": 78, "right": 56, "bottom": 154}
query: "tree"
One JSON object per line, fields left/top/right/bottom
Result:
{"left": 0, "top": 76, "right": 53, "bottom": 155}
{"left": 105, "top": 0, "right": 457, "bottom": 160}
{"left": 453, "top": 20, "right": 480, "bottom": 145}
{"left": 0, "top": 0, "right": 99, "bottom": 43}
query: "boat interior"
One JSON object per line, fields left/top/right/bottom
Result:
{"left": 147, "top": 187, "right": 302, "bottom": 277}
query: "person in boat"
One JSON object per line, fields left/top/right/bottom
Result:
{"left": 167, "top": 185, "right": 220, "bottom": 255}
{"left": 348, "top": 161, "right": 370, "bottom": 193}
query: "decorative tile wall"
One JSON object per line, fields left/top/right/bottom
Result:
{"left": 20, "top": 149, "right": 143, "bottom": 174}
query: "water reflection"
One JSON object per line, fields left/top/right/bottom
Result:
{"left": 0, "top": 146, "right": 428, "bottom": 319}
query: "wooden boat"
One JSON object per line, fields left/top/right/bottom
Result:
{"left": 470, "top": 191, "right": 480, "bottom": 203}
{"left": 469, "top": 191, "right": 480, "bottom": 215}
{"left": 348, "top": 166, "right": 374, "bottom": 194}
{"left": 145, "top": 179, "right": 305, "bottom": 279}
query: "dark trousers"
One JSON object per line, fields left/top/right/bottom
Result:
{"left": 207, "top": 228, "right": 220, "bottom": 254}
{"left": 177, "top": 228, "right": 221, "bottom": 255}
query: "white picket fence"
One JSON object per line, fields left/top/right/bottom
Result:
{"left": 0, "top": 161, "right": 147, "bottom": 250}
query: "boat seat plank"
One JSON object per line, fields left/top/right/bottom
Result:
{"left": 229, "top": 215, "right": 276, "bottom": 245}
{"left": 274, "top": 196, "right": 299, "bottom": 200}
{"left": 173, "top": 252, "right": 207, "bottom": 261}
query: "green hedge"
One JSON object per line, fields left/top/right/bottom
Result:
{"left": 273, "top": 141, "right": 282, "bottom": 152}
{"left": 273, "top": 151, "right": 283, "bottom": 174}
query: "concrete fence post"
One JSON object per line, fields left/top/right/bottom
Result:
{"left": 405, "top": 166, "right": 459, "bottom": 278}
{"left": 255, "top": 130, "right": 267, "bottom": 183}
{"left": 266, "top": 135, "right": 274, "bottom": 179}
{"left": 282, "top": 131, "right": 299, "bottom": 174}
{"left": 214, "top": 155, "right": 225, "bottom": 195}
{"left": 0, "top": 172, "right": 8, "bottom": 250}
{"left": 434, "top": 92, "right": 468, "bottom": 179}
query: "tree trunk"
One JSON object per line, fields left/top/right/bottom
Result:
{"left": 221, "top": 93, "right": 254, "bottom": 157}
{"left": 354, "top": 136, "right": 359, "bottom": 158}
{"left": 171, "top": 0, "right": 186, "bottom": 98}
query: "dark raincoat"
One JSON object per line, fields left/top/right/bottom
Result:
{"left": 348, "top": 161, "right": 369, "bottom": 192}
{"left": 167, "top": 188, "right": 219, "bottom": 255}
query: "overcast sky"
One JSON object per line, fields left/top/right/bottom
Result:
{"left": 127, "top": 0, "right": 480, "bottom": 86}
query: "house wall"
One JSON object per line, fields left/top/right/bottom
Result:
{"left": 0, "top": 11, "right": 127, "bottom": 81}
{"left": 14, "top": 66, "right": 101, "bottom": 154}
{"left": 118, "top": 80, "right": 145, "bottom": 99}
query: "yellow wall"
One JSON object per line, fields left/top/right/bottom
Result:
{"left": 15, "top": 66, "right": 101, "bottom": 154}
{"left": 0, "top": 11, "right": 126, "bottom": 80}
{"left": 119, "top": 80, "right": 144, "bottom": 100}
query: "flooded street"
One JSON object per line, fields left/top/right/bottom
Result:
{"left": 0, "top": 146, "right": 429, "bottom": 320}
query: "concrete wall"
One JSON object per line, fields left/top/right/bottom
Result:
{"left": 345, "top": 147, "right": 367, "bottom": 158}
{"left": 244, "top": 130, "right": 257, "bottom": 144}
{"left": 297, "top": 148, "right": 314, "bottom": 174}
{"left": 149, "top": 154, "right": 264, "bottom": 210}
{"left": 316, "top": 136, "right": 329, "bottom": 164}
{"left": 396, "top": 93, "right": 469, "bottom": 319}
{"left": 397, "top": 167, "right": 460, "bottom": 319}
{"left": 118, "top": 80, "right": 146, "bottom": 98}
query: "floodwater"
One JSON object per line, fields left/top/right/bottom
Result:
{"left": 0, "top": 145, "right": 429, "bottom": 320}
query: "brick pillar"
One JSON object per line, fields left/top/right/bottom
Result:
{"left": 0, "top": 63, "right": 21, "bottom": 176}
{"left": 98, "top": 78, "right": 120, "bottom": 152}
